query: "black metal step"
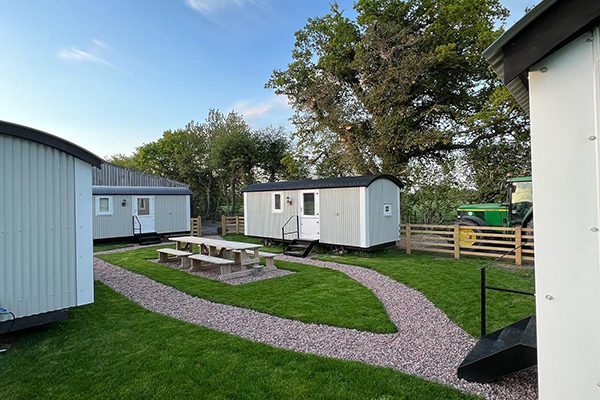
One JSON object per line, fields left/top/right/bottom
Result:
{"left": 457, "top": 315, "right": 536, "bottom": 383}
{"left": 136, "top": 232, "right": 162, "bottom": 245}
{"left": 283, "top": 239, "right": 318, "bottom": 258}
{"left": 283, "top": 250, "right": 306, "bottom": 257}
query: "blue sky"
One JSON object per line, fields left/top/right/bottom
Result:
{"left": 0, "top": 0, "right": 534, "bottom": 158}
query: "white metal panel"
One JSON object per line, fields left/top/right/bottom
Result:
{"left": 185, "top": 195, "right": 191, "bottom": 231}
{"left": 243, "top": 192, "right": 249, "bottom": 236}
{"left": 74, "top": 159, "right": 94, "bottom": 306}
{"left": 529, "top": 31, "right": 600, "bottom": 399}
{"left": 367, "top": 179, "right": 401, "bottom": 246}
{"left": 154, "top": 195, "right": 189, "bottom": 234}
{"left": 0, "top": 135, "right": 78, "bottom": 319}
{"left": 320, "top": 187, "right": 362, "bottom": 247}
{"left": 245, "top": 191, "right": 297, "bottom": 239}
{"left": 92, "top": 195, "right": 133, "bottom": 239}
{"left": 360, "top": 187, "right": 368, "bottom": 247}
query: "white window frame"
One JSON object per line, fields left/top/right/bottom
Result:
{"left": 272, "top": 192, "right": 283, "bottom": 214}
{"left": 95, "top": 196, "right": 113, "bottom": 216}
{"left": 383, "top": 203, "right": 392, "bottom": 217}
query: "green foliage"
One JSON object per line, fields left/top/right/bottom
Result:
{"left": 98, "top": 246, "right": 396, "bottom": 333}
{"left": 267, "top": 0, "right": 531, "bottom": 202}
{"left": 0, "top": 283, "right": 476, "bottom": 400}
{"left": 109, "top": 110, "right": 298, "bottom": 219}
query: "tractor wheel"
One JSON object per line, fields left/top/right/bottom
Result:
{"left": 456, "top": 220, "right": 480, "bottom": 247}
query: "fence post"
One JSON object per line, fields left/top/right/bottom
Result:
{"left": 453, "top": 224, "right": 460, "bottom": 260}
{"left": 514, "top": 225, "right": 522, "bottom": 266}
{"left": 405, "top": 224, "right": 412, "bottom": 255}
{"left": 236, "top": 216, "right": 240, "bottom": 234}
{"left": 221, "top": 215, "right": 226, "bottom": 235}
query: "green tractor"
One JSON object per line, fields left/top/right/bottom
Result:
{"left": 456, "top": 177, "right": 533, "bottom": 246}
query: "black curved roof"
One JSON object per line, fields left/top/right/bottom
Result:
{"left": 0, "top": 120, "right": 104, "bottom": 167}
{"left": 242, "top": 175, "right": 403, "bottom": 193}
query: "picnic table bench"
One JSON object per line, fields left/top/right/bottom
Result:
{"left": 168, "top": 236, "right": 265, "bottom": 281}
{"left": 157, "top": 248, "right": 193, "bottom": 268}
{"left": 232, "top": 250, "right": 277, "bottom": 269}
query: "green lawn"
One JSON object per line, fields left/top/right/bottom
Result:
{"left": 0, "top": 283, "right": 477, "bottom": 400}
{"left": 98, "top": 246, "right": 396, "bottom": 333}
{"left": 316, "top": 250, "right": 535, "bottom": 336}
{"left": 93, "top": 242, "right": 134, "bottom": 252}
{"left": 223, "top": 234, "right": 284, "bottom": 253}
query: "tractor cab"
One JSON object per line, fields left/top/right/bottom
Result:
{"left": 506, "top": 177, "right": 533, "bottom": 227}
{"left": 456, "top": 177, "right": 533, "bottom": 228}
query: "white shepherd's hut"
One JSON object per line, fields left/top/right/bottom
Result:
{"left": 92, "top": 163, "right": 192, "bottom": 244}
{"left": 482, "top": 1, "right": 600, "bottom": 398}
{"left": 0, "top": 120, "right": 103, "bottom": 332}
{"left": 242, "top": 175, "right": 402, "bottom": 253}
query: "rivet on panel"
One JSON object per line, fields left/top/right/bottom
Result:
{"left": 540, "top": 67, "right": 548, "bottom": 73}
{"left": 589, "top": 136, "right": 597, "bottom": 141}
{"left": 587, "top": 36, "right": 594, "bottom": 42}
{"left": 592, "top": 227, "right": 599, "bottom": 232}
{"left": 545, "top": 295, "right": 554, "bottom": 301}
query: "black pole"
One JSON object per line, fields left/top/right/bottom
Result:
{"left": 480, "top": 267, "right": 486, "bottom": 337}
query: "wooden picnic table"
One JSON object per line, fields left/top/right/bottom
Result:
{"left": 168, "top": 236, "right": 262, "bottom": 279}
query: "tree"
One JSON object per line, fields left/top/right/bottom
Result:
{"left": 267, "top": 0, "right": 529, "bottom": 179}
{"left": 254, "top": 126, "right": 290, "bottom": 181}
{"left": 207, "top": 110, "right": 257, "bottom": 214}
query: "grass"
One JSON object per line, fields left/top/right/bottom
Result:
{"left": 316, "top": 250, "right": 535, "bottom": 336}
{"left": 0, "top": 283, "right": 477, "bottom": 400}
{"left": 223, "top": 234, "right": 284, "bottom": 253}
{"left": 98, "top": 246, "right": 396, "bottom": 333}
{"left": 93, "top": 242, "right": 133, "bottom": 252}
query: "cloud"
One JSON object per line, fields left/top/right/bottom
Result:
{"left": 233, "top": 95, "right": 291, "bottom": 120}
{"left": 185, "top": 0, "right": 267, "bottom": 16}
{"left": 56, "top": 39, "right": 115, "bottom": 68}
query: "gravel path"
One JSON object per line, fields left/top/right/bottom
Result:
{"left": 94, "top": 256, "right": 537, "bottom": 400}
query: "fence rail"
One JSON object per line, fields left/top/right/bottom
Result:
{"left": 400, "top": 224, "right": 534, "bottom": 266}
{"left": 190, "top": 217, "right": 202, "bottom": 237}
{"left": 221, "top": 216, "right": 245, "bottom": 235}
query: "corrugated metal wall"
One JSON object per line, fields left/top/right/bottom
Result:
{"left": 92, "top": 163, "right": 187, "bottom": 187}
{"left": 245, "top": 191, "right": 297, "bottom": 239}
{"left": 367, "top": 179, "right": 400, "bottom": 246}
{"left": 155, "top": 195, "right": 190, "bottom": 233}
{"left": 0, "top": 135, "right": 77, "bottom": 319}
{"left": 93, "top": 195, "right": 190, "bottom": 238}
{"left": 320, "top": 188, "right": 362, "bottom": 247}
{"left": 93, "top": 195, "right": 133, "bottom": 239}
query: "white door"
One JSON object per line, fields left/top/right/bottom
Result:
{"left": 299, "top": 190, "right": 320, "bottom": 240}
{"left": 133, "top": 196, "right": 155, "bottom": 233}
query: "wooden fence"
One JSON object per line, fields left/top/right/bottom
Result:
{"left": 190, "top": 217, "right": 202, "bottom": 237}
{"left": 400, "top": 224, "right": 534, "bottom": 266}
{"left": 221, "top": 216, "right": 245, "bottom": 235}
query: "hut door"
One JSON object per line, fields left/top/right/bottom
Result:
{"left": 299, "top": 190, "right": 320, "bottom": 240}
{"left": 132, "top": 196, "right": 156, "bottom": 233}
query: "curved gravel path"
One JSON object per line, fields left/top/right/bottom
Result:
{"left": 93, "top": 256, "right": 537, "bottom": 400}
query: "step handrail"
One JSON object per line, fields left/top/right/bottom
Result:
{"left": 281, "top": 215, "right": 299, "bottom": 243}
{"left": 480, "top": 241, "right": 535, "bottom": 337}
{"left": 132, "top": 215, "right": 143, "bottom": 235}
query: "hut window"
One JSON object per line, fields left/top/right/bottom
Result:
{"left": 137, "top": 198, "right": 150, "bottom": 215}
{"left": 96, "top": 197, "right": 113, "bottom": 216}
{"left": 272, "top": 192, "right": 283, "bottom": 213}
{"left": 383, "top": 203, "right": 392, "bottom": 217}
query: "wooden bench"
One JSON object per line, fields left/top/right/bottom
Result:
{"left": 157, "top": 248, "right": 193, "bottom": 268}
{"left": 232, "top": 250, "right": 277, "bottom": 269}
{"left": 189, "top": 254, "right": 235, "bottom": 277}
